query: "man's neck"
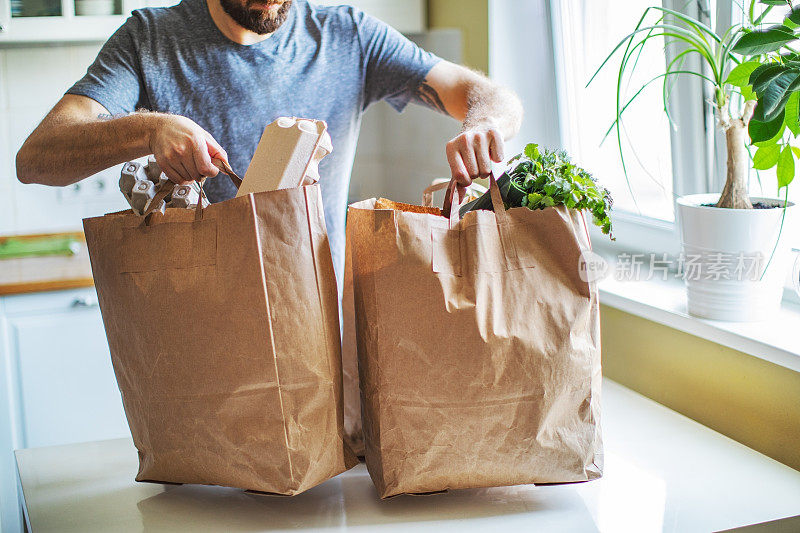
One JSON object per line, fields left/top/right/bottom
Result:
{"left": 206, "top": 0, "right": 272, "bottom": 45}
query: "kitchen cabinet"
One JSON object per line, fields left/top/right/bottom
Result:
{"left": 0, "top": 0, "right": 425, "bottom": 44}
{"left": 315, "top": 0, "right": 425, "bottom": 34}
{"left": 0, "top": 0, "right": 176, "bottom": 43}
{"left": 0, "top": 287, "right": 129, "bottom": 533}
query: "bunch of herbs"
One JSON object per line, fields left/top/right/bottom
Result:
{"left": 506, "top": 143, "right": 614, "bottom": 237}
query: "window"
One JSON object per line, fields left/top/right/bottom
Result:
{"left": 548, "top": 0, "right": 799, "bottom": 299}
{"left": 552, "top": 1, "right": 797, "bottom": 248}
{"left": 551, "top": 0, "right": 679, "bottom": 222}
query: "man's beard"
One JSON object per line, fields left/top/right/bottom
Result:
{"left": 219, "top": 0, "right": 292, "bottom": 35}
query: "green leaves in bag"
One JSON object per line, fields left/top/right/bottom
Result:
{"left": 462, "top": 143, "right": 613, "bottom": 238}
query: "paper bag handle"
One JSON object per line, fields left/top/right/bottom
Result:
{"left": 443, "top": 179, "right": 469, "bottom": 227}
{"left": 213, "top": 158, "right": 243, "bottom": 189}
{"left": 442, "top": 173, "right": 509, "bottom": 227}
{"left": 141, "top": 151, "right": 244, "bottom": 219}
{"left": 422, "top": 179, "right": 488, "bottom": 208}
{"left": 487, "top": 173, "right": 511, "bottom": 225}
{"left": 142, "top": 177, "right": 210, "bottom": 222}
{"left": 142, "top": 180, "right": 174, "bottom": 218}
{"left": 422, "top": 179, "right": 450, "bottom": 208}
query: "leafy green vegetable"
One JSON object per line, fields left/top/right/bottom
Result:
{"left": 504, "top": 144, "right": 614, "bottom": 237}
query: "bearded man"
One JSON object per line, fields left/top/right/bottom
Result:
{"left": 16, "top": 0, "right": 523, "bottom": 284}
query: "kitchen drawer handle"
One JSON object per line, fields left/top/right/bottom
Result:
{"left": 71, "top": 297, "right": 98, "bottom": 308}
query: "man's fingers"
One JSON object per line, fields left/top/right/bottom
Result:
{"left": 446, "top": 144, "right": 472, "bottom": 187}
{"left": 487, "top": 129, "right": 505, "bottom": 163}
{"left": 161, "top": 161, "right": 191, "bottom": 185}
{"left": 192, "top": 138, "right": 219, "bottom": 177}
{"left": 178, "top": 159, "right": 200, "bottom": 183}
{"left": 458, "top": 139, "right": 480, "bottom": 179}
{"left": 205, "top": 133, "right": 228, "bottom": 163}
{"left": 457, "top": 184, "right": 467, "bottom": 203}
{"left": 474, "top": 133, "right": 493, "bottom": 176}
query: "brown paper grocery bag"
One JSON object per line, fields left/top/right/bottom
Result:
{"left": 348, "top": 176, "right": 603, "bottom": 498}
{"left": 341, "top": 182, "right": 487, "bottom": 457}
{"left": 83, "top": 184, "right": 357, "bottom": 495}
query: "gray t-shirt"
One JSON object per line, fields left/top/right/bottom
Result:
{"left": 68, "top": 0, "right": 440, "bottom": 283}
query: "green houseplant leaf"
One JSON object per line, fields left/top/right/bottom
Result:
{"left": 777, "top": 145, "right": 795, "bottom": 188}
{"left": 754, "top": 123, "right": 787, "bottom": 147}
{"left": 733, "top": 26, "right": 797, "bottom": 55}
{"left": 758, "top": 70, "right": 800, "bottom": 117}
{"left": 753, "top": 143, "right": 781, "bottom": 169}
{"left": 788, "top": 6, "right": 800, "bottom": 25}
{"left": 749, "top": 109, "right": 785, "bottom": 142}
{"left": 749, "top": 63, "right": 788, "bottom": 94}
{"left": 784, "top": 92, "right": 800, "bottom": 135}
{"left": 726, "top": 60, "right": 762, "bottom": 87}
{"left": 727, "top": 60, "right": 761, "bottom": 100}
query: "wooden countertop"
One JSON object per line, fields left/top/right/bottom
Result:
{"left": 0, "top": 232, "right": 94, "bottom": 296}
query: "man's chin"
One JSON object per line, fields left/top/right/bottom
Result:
{"left": 220, "top": 0, "right": 292, "bottom": 34}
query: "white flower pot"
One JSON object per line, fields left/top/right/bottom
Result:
{"left": 676, "top": 193, "right": 797, "bottom": 322}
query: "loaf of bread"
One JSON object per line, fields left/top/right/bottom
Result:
{"left": 375, "top": 198, "right": 442, "bottom": 216}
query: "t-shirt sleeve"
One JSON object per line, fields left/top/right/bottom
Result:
{"left": 354, "top": 9, "right": 442, "bottom": 112}
{"left": 66, "top": 14, "right": 147, "bottom": 115}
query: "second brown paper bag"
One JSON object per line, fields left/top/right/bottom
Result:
{"left": 345, "top": 177, "right": 603, "bottom": 497}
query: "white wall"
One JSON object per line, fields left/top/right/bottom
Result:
{"left": 347, "top": 29, "right": 462, "bottom": 206}
{"left": 488, "top": 0, "right": 561, "bottom": 156}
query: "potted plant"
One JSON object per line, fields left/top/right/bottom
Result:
{"left": 594, "top": 1, "right": 798, "bottom": 321}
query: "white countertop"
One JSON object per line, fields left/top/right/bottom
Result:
{"left": 15, "top": 380, "right": 800, "bottom": 533}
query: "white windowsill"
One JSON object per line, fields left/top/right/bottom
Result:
{"left": 598, "top": 274, "right": 800, "bottom": 373}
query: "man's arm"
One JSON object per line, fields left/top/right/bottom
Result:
{"left": 411, "top": 60, "right": 523, "bottom": 194}
{"left": 16, "top": 94, "right": 227, "bottom": 186}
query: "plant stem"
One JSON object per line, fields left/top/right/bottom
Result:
{"left": 717, "top": 100, "right": 756, "bottom": 209}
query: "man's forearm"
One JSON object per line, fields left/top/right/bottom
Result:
{"left": 413, "top": 61, "right": 523, "bottom": 141}
{"left": 462, "top": 82, "right": 523, "bottom": 140}
{"left": 16, "top": 109, "right": 156, "bottom": 186}
{"left": 415, "top": 61, "right": 525, "bottom": 186}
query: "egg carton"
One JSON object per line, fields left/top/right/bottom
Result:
{"left": 235, "top": 117, "right": 332, "bottom": 198}
{"left": 119, "top": 155, "right": 209, "bottom": 215}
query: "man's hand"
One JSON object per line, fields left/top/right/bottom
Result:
{"left": 408, "top": 61, "right": 523, "bottom": 203}
{"left": 446, "top": 123, "right": 505, "bottom": 200}
{"left": 149, "top": 114, "right": 227, "bottom": 184}
{"left": 15, "top": 94, "right": 232, "bottom": 188}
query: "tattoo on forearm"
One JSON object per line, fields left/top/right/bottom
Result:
{"left": 414, "top": 79, "right": 450, "bottom": 116}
